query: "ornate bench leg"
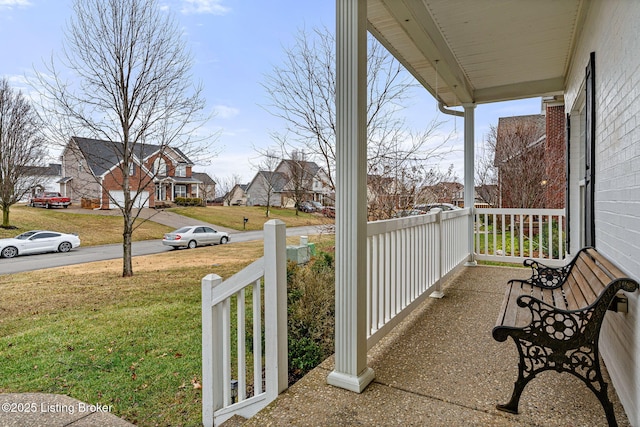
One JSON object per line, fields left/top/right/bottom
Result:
{"left": 599, "top": 388, "right": 618, "bottom": 427}
{"left": 583, "top": 366, "right": 617, "bottom": 427}
{"left": 497, "top": 338, "right": 539, "bottom": 414}
{"left": 497, "top": 360, "right": 535, "bottom": 414}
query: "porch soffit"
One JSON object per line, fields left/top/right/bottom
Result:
{"left": 367, "top": 0, "right": 587, "bottom": 106}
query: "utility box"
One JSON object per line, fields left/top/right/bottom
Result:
{"left": 286, "top": 245, "right": 310, "bottom": 264}
{"left": 286, "top": 236, "right": 314, "bottom": 264}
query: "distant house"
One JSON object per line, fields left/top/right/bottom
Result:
{"left": 192, "top": 172, "right": 216, "bottom": 205}
{"left": 494, "top": 101, "right": 566, "bottom": 208}
{"left": 20, "top": 163, "right": 63, "bottom": 202}
{"left": 246, "top": 159, "right": 334, "bottom": 208}
{"left": 224, "top": 183, "right": 249, "bottom": 206}
{"left": 417, "top": 181, "right": 464, "bottom": 207}
{"left": 60, "top": 136, "right": 203, "bottom": 209}
{"left": 366, "top": 174, "right": 417, "bottom": 220}
{"left": 246, "top": 172, "right": 288, "bottom": 207}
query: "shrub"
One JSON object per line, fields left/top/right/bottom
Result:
{"left": 174, "top": 197, "right": 203, "bottom": 206}
{"left": 286, "top": 252, "right": 335, "bottom": 384}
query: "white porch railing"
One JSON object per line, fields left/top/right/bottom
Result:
{"left": 201, "top": 220, "right": 288, "bottom": 427}
{"left": 366, "top": 208, "right": 470, "bottom": 348}
{"left": 203, "top": 210, "right": 474, "bottom": 425}
{"left": 474, "top": 208, "right": 567, "bottom": 266}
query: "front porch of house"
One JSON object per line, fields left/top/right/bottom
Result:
{"left": 240, "top": 264, "right": 630, "bottom": 426}
{"left": 202, "top": 208, "right": 629, "bottom": 426}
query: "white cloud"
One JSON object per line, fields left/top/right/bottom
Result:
{"left": 181, "top": 0, "right": 230, "bottom": 15}
{"left": 0, "top": 0, "right": 31, "bottom": 9}
{"left": 213, "top": 104, "right": 240, "bottom": 119}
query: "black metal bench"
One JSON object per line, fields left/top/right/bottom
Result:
{"left": 493, "top": 247, "right": 639, "bottom": 427}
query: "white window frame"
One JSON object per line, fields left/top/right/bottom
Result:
{"left": 175, "top": 184, "right": 187, "bottom": 198}
{"left": 154, "top": 158, "right": 167, "bottom": 176}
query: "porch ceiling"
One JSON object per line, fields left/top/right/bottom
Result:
{"left": 367, "top": 0, "right": 588, "bottom": 106}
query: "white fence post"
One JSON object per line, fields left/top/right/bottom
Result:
{"left": 431, "top": 209, "right": 445, "bottom": 299}
{"left": 202, "top": 273, "right": 223, "bottom": 427}
{"left": 263, "top": 219, "right": 288, "bottom": 400}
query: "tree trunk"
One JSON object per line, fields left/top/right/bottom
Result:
{"left": 2, "top": 207, "right": 9, "bottom": 228}
{"left": 122, "top": 214, "right": 134, "bottom": 277}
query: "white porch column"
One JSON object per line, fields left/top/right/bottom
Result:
{"left": 463, "top": 103, "right": 477, "bottom": 266}
{"left": 327, "top": 0, "right": 375, "bottom": 393}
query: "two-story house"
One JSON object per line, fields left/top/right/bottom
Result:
{"left": 246, "top": 159, "right": 334, "bottom": 208}
{"left": 60, "top": 136, "right": 203, "bottom": 209}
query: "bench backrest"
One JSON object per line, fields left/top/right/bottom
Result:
{"left": 564, "top": 248, "right": 629, "bottom": 310}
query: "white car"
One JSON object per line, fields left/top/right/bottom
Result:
{"left": 162, "top": 226, "right": 230, "bottom": 249}
{"left": 0, "top": 230, "right": 81, "bottom": 258}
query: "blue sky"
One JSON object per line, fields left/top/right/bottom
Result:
{"left": 0, "top": 0, "right": 541, "bottom": 184}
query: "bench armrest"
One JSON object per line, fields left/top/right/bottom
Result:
{"left": 523, "top": 259, "right": 571, "bottom": 289}
{"left": 513, "top": 294, "right": 587, "bottom": 342}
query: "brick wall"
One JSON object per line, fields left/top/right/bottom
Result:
{"left": 544, "top": 104, "right": 566, "bottom": 209}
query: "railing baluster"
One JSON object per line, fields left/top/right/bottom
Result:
{"left": 253, "top": 279, "right": 262, "bottom": 396}
{"left": 518, "top": 214, "right": 524, "bottom": 258}
{"left": 548, "top": 214, "right": 553, "bottom": 259}
{"left": 371, "top": 235, "right": 377, "bottom": 331}
{"left": 222, "top": 299, "right": 231, "bottom": 406}
{"left": 558, "top": 215, "right": 564, "bottom": 260}
{"left": 237, "top": 289, "right": 246, "bottom": 402}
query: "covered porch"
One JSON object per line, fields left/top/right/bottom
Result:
{"left": 202, "top": 0, "right": 640, "bottom": 425}
{"left": 329, "top": 0, "right": 583, "bottom": 395}
{"left": 242, "top": 264, "right": 630, "bottom": 426}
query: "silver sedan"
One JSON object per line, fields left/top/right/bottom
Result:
{"left": 162, "top": 225, "right": 230, "bottom": 249}
{"left": 0, "top": 230, "right": 81, "bottom": 258}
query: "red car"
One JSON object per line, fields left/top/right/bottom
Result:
{"left": 322, "top": 206, "right": 335, "bottom": 218}
{"left": 29, "top": 192, "right": 71, "bottom": 209}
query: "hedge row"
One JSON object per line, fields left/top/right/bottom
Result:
{"left": 174, "top": 197, "right": 203, "bottom": 206}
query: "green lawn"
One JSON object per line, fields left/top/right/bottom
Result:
{"left": 475, "top": 219, "right": 565, "bottom": 259}
{"left": 168, "top": 206, "right": 332, "bottom": 231}
{"left": 0, "top": 234, "right": 336, "bottom": 426}
{"left": 0, "top": 241, "right": 264, "bottom": 426}
{"left": 0, "top": 205, "right": 171, "bottom": 245}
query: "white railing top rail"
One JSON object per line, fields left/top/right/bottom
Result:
{"left": 209, "top": 257, "right": 264, "bottom": 306}
{"left": 367, "top": 207, "right": 470, "bottom": 236}
{"left": 476, "top": 207, "right": 565, "bottom": 215}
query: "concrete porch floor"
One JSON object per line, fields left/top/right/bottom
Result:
{"left": 240, "top": 265, "right": 630, "bottom": 427}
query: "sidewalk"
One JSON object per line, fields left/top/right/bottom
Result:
{"left": 0, "top": 393, "right": 134, "bottom": 426}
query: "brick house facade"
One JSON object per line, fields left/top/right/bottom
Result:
{"left": 60, "top": 136, "right": 203, "bottom": 209}
{"left": 495, "top": 102, "right": 566, "bottom": 209}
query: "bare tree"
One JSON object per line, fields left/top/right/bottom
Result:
{"left": 33, "top": 0, "right": 210, "bottom": 276}
{"left": 250, "top": 148, "right": 284, "bottom": 217}
{"left": 215, "top": 174, "right": 243, "bottom": 206}
{"left": 281, "top": 150, "right": 313, "bottom": 216}
{"left": 489, "top": 118, "right": 547, "bottom": 208}
{"left": 366, "top": 163, "right": 459, "bottom": 221}
{"left": 0, "top": 78, "right": 48, "bottom": 228}
{"left": 475, "top": 134, "right": 499, "bottom": 207}
{"left": 262, "top": 27, "right": 452, "bottom": 193}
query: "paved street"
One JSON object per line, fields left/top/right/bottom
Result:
{"left": 0, "top": 207, "right": 332, "bottom": 274}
